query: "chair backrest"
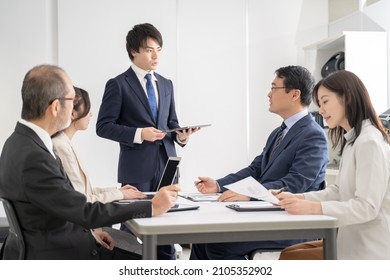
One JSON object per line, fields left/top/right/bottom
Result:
{"left": 0, "top": 217, "right": 9, "bottom": 244}
{"left": 0, "top": 198, "right": 25, "bottom": 259}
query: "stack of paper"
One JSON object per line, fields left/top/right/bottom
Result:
{"left": 224, "top": 176, "right": 279, "bottom": 205}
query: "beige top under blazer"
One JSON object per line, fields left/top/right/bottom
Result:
{"left": 305, "top": 120, "right": 390, "bottom": 259}
{"left": 52, "top": 132, "right": 123, "bottom": 203}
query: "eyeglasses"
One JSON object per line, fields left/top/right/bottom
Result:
{"left": 270, "top": 86, "right": 287, "bottom": 92}
{"left": 49, "top": 97, "right": 75, "bottom": 105}
{"left": 58, "top": 97, "right": 75, "bottom": 102}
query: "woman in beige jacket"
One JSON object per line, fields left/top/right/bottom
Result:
{"left": 52, "top": 86, "right": 147, "bottom": 258}
{"left": 277, "top": 70, "right": 390, "bottom": 260}
{"left": 53, "top": 87, "right": 146, "bottom": 202}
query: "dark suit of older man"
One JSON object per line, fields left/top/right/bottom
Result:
{"left": 0, "top": 122, "right": 151, "bottom": 259}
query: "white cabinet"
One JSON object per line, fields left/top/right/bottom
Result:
{"left": 304, "top": 31, "right": 388, "bottom": 175}
{"left": 304, "top": 31, "right": 388, "bottom": 115}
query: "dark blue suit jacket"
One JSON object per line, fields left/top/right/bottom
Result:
{"left": 96, "top": 67, "right": 180, "bottom": 185}
{"left": 194, "top": 114, "right": 330, "bottom": 255}
{"left": 218, "top": 114, "right": 328, "bottom": 194}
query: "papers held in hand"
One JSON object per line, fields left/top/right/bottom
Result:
{"left": 163, "top": 124, "right": 211, "bottom": 133}
{"left": 224, "top": 176, "right": 280, "bottom": 205}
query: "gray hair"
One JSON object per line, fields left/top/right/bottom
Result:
{"left": 21, "top": 64, "right": 68, "bottom": 120}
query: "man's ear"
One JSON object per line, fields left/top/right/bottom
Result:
{"left": 292, "top": 89, "right": 301, "bottom": 102}
{"left": 130, "top": 48, "right": 137, "bottom": 57}
{"left": 47, "top": 99, "right": 60, "bottom": 118}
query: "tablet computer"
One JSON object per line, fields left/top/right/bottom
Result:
{"left": 115, "top": 157, "right": 181, "bottom": 202}
{"left": 168, "top": 203, "right": 200, "bottom": 212}
{"left": 156, "top": 156, "right": 181, "bottom": 191}
{"left": 164, "top": 124, "right": 211, "bottom": 133}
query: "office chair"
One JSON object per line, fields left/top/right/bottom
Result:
{"left": 0, "top": 216, "right": 9, "bottom": 250}
{"left": 0, "top": 217, "right": 8, "bottom": 257}
{"left": 102, "top": 226, "right": 142, "bottom": 256}
{"left": 247, "top": 248, "right": 281, "bottom": 260}
{"left": 0, "top": 198, "right": 25, "bottom": 259}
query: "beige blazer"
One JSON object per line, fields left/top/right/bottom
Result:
{"left": 52, "top": 132, "right": 123, "bottom": 203}
{"left": 305, "top": 121, "right": 390, "bottom": 259}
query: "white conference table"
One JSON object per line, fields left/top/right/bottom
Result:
{"left": 125, "top": 196, "right": 338, "bottom": 260}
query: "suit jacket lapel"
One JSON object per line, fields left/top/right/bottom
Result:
{"left": 155, "top": 73, "right": 166, "bottom": 125}
{"left": 15, "top": 122, "right": 68, "bottom": 177}
{"left": 124, "top": 67, "right": 156, "bottom": 123}
{"left": 16, "top": 122, "right": 52, "bottom": 156}
{"left": 262, "top": 115, "right": 311, "bottom": 176}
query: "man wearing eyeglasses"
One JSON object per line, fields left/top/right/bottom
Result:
{"left": 0, "top": 64, "right": 179, "bottom": 259}
{"left": 191, "top": 65, "right": 329, "bottom": 260}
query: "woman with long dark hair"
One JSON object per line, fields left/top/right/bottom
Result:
{"left": 277, "top": 70, "right": 390, "bottom": 259}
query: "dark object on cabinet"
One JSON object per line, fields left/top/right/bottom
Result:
{"left": 321, "top": 52, "right": 345, "bottom": 78}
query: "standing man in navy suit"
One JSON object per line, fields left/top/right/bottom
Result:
{"left": 96, "top": 23, "right": 197, "bottom": 259}
{"left": 191, "top": 65, "right": 329, "bottom": 260}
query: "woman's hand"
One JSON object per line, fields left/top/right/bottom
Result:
{"left": 279, "top": 198, "right": 322, "bottom": 215}
{"left": 120, "top": 185, "right": 147, "bottom": 200}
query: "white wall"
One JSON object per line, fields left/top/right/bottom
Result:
{"left": 364, "top": 0, "right": 390, "bottom": 108}
{"left": 0, "top": 0, "right": 330, "bottom": 217}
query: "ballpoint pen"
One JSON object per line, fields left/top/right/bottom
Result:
{"left": 276, "top": 186, "right": 288, "bottom": 194}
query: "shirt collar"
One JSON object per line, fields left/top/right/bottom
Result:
{"left": 19, "top": 119, "right": 56, "bottom": 158}
{"left": 344, "top": 119, "right": 371, "bottom": 143}
{"left": 131, "top": 64, "right": 157, "bottom": 82}
{"left": 284, "top": 109, "right": 308, "bottom": 130}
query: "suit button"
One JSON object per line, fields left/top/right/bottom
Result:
{"left": 83, "top": 229, "right": 89, "bottom": 232}
{"left": 91, "top": 249, "right": 98, "bottom": 256}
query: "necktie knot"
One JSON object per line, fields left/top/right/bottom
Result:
{"left": 145, "top": 73, "right": 152, "bottom": 81}
{"left": 270, "top": 122, "right": 286, "bottom": 156}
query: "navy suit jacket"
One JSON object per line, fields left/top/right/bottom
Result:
{"left": 218, "top": 114, "right": 328, "bottom": 194}
{"left": 96, "top": 67, "right": 180, "bottom": 184}
{"left": 0, "top": 123, "right": 152, "bottom": 259}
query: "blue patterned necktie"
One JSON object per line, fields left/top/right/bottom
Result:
{"left": 270, "top": 122, "right": 287, "bottom": 156}
{"left": 145, "top": 73, "right": 157, "bottom": 121}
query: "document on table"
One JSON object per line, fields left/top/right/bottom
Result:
{"left": 179, "top": 193, "right": 221, "bottom": 202}
{"left": 226, "top": 201, "right": 283, "bottom": 211}
{"left": 224, "top": 176, "right": 279, "bottom": 204}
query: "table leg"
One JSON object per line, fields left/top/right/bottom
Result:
{"left": 142, "top": 235, "right": 157, "bottom": 260}
{"left": 323, "top": 228, "right": 337, "bottom": 260}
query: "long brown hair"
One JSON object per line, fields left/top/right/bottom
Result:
{"left": 313, "top": 70, "right": 388, "bottom": 155}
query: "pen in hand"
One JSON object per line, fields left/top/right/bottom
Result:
{"left": 276, "top": 186, "right": 288, "bottom": 194}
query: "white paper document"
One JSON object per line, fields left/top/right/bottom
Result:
{"left": 224, "top": 176, "right": 280, "bottom": 204}
{"left": 179, "top": 193, "right": 221, "bottom": 202}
